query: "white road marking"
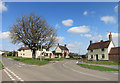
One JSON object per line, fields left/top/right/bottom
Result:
{"left": 5, "top": 67, "right": 24, "bottom": 82}
{"left": 63, "top": 62, "right": 110, "bottom": 80}
{"left": 4, "top": 69, "right": 15, "bottom": 81}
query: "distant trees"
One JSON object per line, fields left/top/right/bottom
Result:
{"left": 10, "top": 13, "right": 57, "bottom": 59}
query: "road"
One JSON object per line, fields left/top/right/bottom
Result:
{"left": 1, "top": 57, "right": 118, "bottom": 82}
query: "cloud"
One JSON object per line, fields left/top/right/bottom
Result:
{"left": 83, "top": 11, "right": 88, "bottom": 15}
{"left": 84, "top": 34, "right": 92, "bottom": 38}
{"left": 92, "top": 35, "right": 103, "bottom": 41}
{"left": 62, "top": 19, "right": 73, "bottom": 26}
{"left": 68, "top": 25, "right": 90, "bottom": 34}
{"left": 56, "top": 36, "right": 65, "bottom": 44}
{"left": 55, "top": 24, "right": 60, "bottom": 29}
{"left": 106, "top": 32, "right": 120, "bottom": 46}
{"left": 68, "top": 42, "right": 82, "bottom": 48}
{"left": 0, "top": 2, "right": 7, "bottom": 13}
{"left": 100, "top": 16, "right": 116, "bottom": 24}
{"left": 114, "top": 5, "right": 118, "bottom": 12}
{"left": 0, "top": 31, "right": 11, "bottom": 41}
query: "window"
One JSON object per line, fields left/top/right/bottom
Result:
{"left": 102, "top": 54, "right": 105, "bottom": 58}
{"left": 91, "top": 50, "right": 93, "bottom": 52}
{"left": 91, "top": 55, "right": 93, "bottom": 58}
{"left": 23, "top": 53, "right": 25, "bottom": 55}
{"left": 23, "top": 49, "right": 24, "bottom": 52}
{"left": 101, "top": 48, "right": 105, "bottom": 51}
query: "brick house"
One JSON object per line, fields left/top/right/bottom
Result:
{"left": 109, "top": 47, "right": 120, "bottom": 62}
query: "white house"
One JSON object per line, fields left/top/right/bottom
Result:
{"left": 53, "top": 43, "right": 69, "bottom": 58}
{"left": 87, "top": 32, "right": 115, "bottom": 61}
{"left": 18, "top": 45, "right": 54, "bottom": 58}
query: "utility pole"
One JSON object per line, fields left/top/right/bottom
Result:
{"left": 40, "top": 33, "right": 42, "bottom": 61}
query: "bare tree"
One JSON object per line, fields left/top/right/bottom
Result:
{"left": 10, "top": 13, "right": 57, "bottom": 59}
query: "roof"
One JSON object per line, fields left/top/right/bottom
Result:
{"left": 59, "top": 45, "right": 69, "bottom": 51}
{"left": 18, "top": 47, "right": 30, "bottom": 51}
{"left": 109, "top": 47, "right": 120, "bottom": 55}
{"left": 18, "top": 45, "right": 48, "bottom": 51}
{"left": 87, "top": 40, "right": 111, "bottom": 50}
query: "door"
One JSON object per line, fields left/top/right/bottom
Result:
{"left": 96, "top": 54, "right": 98, "bottom": 61}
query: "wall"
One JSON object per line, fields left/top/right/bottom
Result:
{"left": 109, "top": 54, "right": 120, "bottom": 62}
{"left": 88, "top": 48, "right": 109, "bottom": 60}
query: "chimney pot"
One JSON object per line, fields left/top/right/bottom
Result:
{"left": 64, "top": 44, "right": 66, "bottom": 47}
{"left": 101, "top": 40, "right": 103, "bottom": 42}
{"left": 58, "top": 43, "right": 59, "bottom": 46}
{"left": 109, "top": 32, "right": 112, "bottom": 41}
{"left": 90, "top": 40, "right": 92, "bottom": 44}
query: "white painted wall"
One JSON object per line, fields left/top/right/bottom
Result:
{"left": 88, "top": 48, "right": 109, "bottom": 60}
{"left": 108, "top": 41, "right": 115, "bottom": 53}
{"left": 18, "top": 49, "right": 54, "bottom": 58}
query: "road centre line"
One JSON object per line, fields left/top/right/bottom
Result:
{"left": 4, "top": 69, "right": 15, "bottom": 81}
{"left": 5, "top": 67, "right": 24, "bottom": 82}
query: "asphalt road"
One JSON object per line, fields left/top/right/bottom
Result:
{"left": 1, "top": 57, "right": 118, "bottom": 82}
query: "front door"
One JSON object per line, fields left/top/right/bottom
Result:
{"left": 96, "top": 54, "right": 98, "bottom": 61}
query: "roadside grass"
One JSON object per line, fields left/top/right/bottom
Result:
{"left": 66, "top": 58, "right": 80, "bottom": 60}
{"left": 0, "top": 61, "right": 4, "bottom": 69}
{"left": 82, "top": 60, "right": 119, "bottom": 65}
{"left": 77, "top": 63, "right": 119, "bottom": 71}
{"left": 44, "top": 58, "right": 64, "bottom": 61}
{"left": 7, "top": 56, "right": 49, "bottom": 66}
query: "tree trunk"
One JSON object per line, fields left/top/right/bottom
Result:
{"left": 32, "top": 49, "right": 36, "bottom": 59}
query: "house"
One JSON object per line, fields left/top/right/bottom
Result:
{"left": 53, "top": 43, "right": 69, "bottom": 58}
{"left": 87, "top": 32, "right": 115, "bottom": 61}
{"left": 18, "top": 45, "right": 53, "bottom": 58}
{"left": 1, "top": 50, "right": 9, "bottom": 56}
{"left": 109, "top": 47, "right": 120, "bottom": 62}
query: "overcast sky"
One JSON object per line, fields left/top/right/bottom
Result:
{"left": 0, "top": 2, "right": 118, "bottom": 54}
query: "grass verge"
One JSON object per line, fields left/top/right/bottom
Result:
{"left": 83, "top": 60, "right": 119, "bottom": 65}
{"left": 7, "top": 56, "right": 49, "bottom": 66}
{"left": 0, "top": 61, "right": 4, "bottom": 69}
{"left": 44, "top": 58, "right": 64, "bottom": 61}
{"left": 77, "top": 63, "right": 119, "bottom": 71}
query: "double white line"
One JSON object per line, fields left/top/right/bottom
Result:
{"left": 3, "top": 67, "right": 24, "bottom": 82}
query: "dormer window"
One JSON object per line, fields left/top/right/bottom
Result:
{"left": 101, "top": 48, "right": 105, "bottom": 51}
{"left": 91, "top": 50, "right": 93, "bottom": 52}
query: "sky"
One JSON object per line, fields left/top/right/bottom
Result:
{"left": 0, "top": 2, "right": 119, "bottom": 54}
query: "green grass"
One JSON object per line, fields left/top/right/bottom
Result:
{"left": 77, "top": 63, "right": 119, "bottom": 71}
{"left": 44, "top": 58, "right": 64, "bottom": 61}
{"left": 7, "top": 56, "right": 49, "bottom": 66}
{"left": 83, "top": 60, "right": 119, "bottom": 65}
{"left": 0, "top": 61, "right": 4, "bottom": 69}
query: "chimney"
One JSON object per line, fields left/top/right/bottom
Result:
{"left": 64, "top": 44, "right": 66, "bottom": 47}
{"left": 101, "top": 40, "right": 103, "bottom": 42}
{"left": 58, "top": 43, "right": 59, "bottom": 46}
{"left": 24, "top": 44, "right": 27, "bottom": 47}
{"left": 90, "top": 40, "right": 92, "bottom": 44}
{"left": 109, "top": 32, "right": 112, "bottom": 41}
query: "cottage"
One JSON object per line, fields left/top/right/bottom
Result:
{"left": 109, "top": 47, "right": 120, "bottom": 62}
{"left": 87, "top": 32, "right": 115, "bottom": 61}
{"left": 18, "top": 45, "right": 53, "bottom": 58}
{"left": 53, "top": 43, "right": 69, "bottom": 58}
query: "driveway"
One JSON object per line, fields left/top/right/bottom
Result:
{"left": 1, "top": 57, "right": 118, "bottom": 82}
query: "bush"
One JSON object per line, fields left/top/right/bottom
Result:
{"left": 7, "top": 52, "right": 12, "bottom": 56}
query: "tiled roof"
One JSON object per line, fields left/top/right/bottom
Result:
{"left": 109, "top": 47, "right": 120, "bottom": 55}
{"left": 18, "top": 47, "right": 30, "bottom": 51}
{"left": 59, "top": 45, "right": 69, "bottom": 51}
{"left": 87, "top": 40, "right": 111, "bottom": 50}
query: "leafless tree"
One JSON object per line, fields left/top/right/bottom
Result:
{"left": 10, "top": 13, "right": 57, "bottom": 59}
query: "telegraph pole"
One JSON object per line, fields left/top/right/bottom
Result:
{"left": 40, "top": 33, "right": 42, "bottom": 61}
